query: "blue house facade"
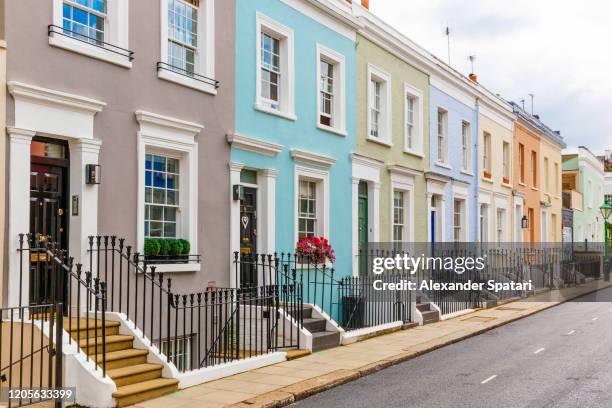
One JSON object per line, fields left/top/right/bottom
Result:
{"left": 426, "top": 79, "right": 479, "bottom": 242}
{"left": 229, "top": 0, "right": 359, "bottom": 287}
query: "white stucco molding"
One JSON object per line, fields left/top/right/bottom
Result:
{"left": 8, "top": 81, "right": 106, "bottom": 139}
{"left": 227, "top": 133, "right": 283, "bottom": 157}
{"left": 291, "top": 149, "right": 336, "bottom": 168}
{"left": 136, "top": 110, "right": 203, "bottom": 140}
{"left": 387, "top": 164, "right": 423, "bottom": 178}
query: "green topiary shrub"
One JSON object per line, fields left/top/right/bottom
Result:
{"left": 159, "top": 239, "right": 171, "bottom": 256}
{"left": 144, "top": 238, "right": 161, "bottom": 257}
{"left": 179, "top": 239, "right": 191, "bottom": 255}
{"left": 168, "top": 239, "right": 183, "bottom": 257}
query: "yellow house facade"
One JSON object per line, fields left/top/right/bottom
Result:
{"left": 539, "top": 133, "right": 564, "bottom": 242}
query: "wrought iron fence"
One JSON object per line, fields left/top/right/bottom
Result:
{"left": 0, "top": 303, "right": 63, "bottom": 408}
{"left": 17, "top": 234, "right": 107, "bottom": 376}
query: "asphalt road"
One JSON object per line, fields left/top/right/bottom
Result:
{"left": 292, "top": 287, "right": 612, "bottom": 408}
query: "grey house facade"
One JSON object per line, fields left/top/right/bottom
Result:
{"left": 3, "top": 0, "right": 235, "bottom": 306}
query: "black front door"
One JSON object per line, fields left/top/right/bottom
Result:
{"left": 29, "top": 139, "right": 69, "bottom": 305}
{"left": 240, "top": 187, "right": 257, "bottom": 287}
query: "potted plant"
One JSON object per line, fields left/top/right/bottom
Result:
{"left": 167, "top": 239, "right": 183, "bottom": 260}
{"left": 295, "top": 236, "right": 335, "bottom": 265}
{"left": 483, "top": 170, "right": 492, "bottom": 180}
{"left": 179, "top": 239, "right": 191, "bottom": 262}
{"left": 144, "top": 238, "right": 161, "bottom": 260}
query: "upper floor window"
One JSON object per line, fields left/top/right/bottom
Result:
{"left": 403, "top": 84, "right": 423, "bottom": 155}
{"left": 50, "top": 0, "right": 131, "bottom": 67}
{"left": 317, "top": 45, "right": 346, "bottom": 135}
{"left": 437, "top": 109, "right": 448, "bottom": 164}
{"left": 519, "top": 143, "right": 525, "bottom": 183}
{"left": 502, "top": 141, "right": 510, "bottom": 183}
{"left": 159, "top": 0, "right": 216, "bottom": 93}
{"left": 483, "top": 132, "right": 491, "bottom": 178}
{"left": 167, "top": 0, "right": 198, "bottom": 75}
{"left": 367, "top": 64, "right": 391, "bottom": 144}
{"left": 461, "top": 121, "right": 470, "bottom": 171}
{"left": 255, "top": 13, "right": 294, "bottom": 119}
{"left": 63, "top": 0, "right": 106, "bottom": 44}
{"left": 544, "top": 156, "right": 550, "bottom": 192}
{"left": 554, "top": 162, "right": 559, "bottom": 195}
{"left": 261, "top": 32, "right": 281, "bottom": 109}
{"left": 531, "top": 150, "right": 538, "bottom": 187}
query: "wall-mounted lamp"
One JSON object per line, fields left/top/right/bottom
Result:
{"left": 521, "top": 215, "right": 529, "bottom": 229}
{"left": 232, "top": 185, "right": 244, "bottom": 201}
{"left": 86, "top": 164, "right": 101, "bottom": 184}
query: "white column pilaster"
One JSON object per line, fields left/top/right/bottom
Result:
{"left": 371, "top": 181, "right": 381, "bottom": 242}
{"left": 7, "top": 127, "right": 35, "bottom": 308}
{"left": 68, "top": 138, "right": 102, "bottom": 275}
{"left": 260, "top": 168, "right": 277, "bottom": 256}
{"left": 426, "top": 193, "right": 433, "bottom": 243}
{"left": 351, "top": 177, "right": 359, "bottom": 277}
{"left": 229, "top": 162, "right": 244, "bottom": 288}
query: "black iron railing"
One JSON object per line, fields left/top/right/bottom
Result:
{"left": 156, "top": 62, "right": 219, "bottom": 88}
{"left": 17, "top": 234, "right": 108, "bottom": 376}
{"left": 48, "top": 25, "right": 134, "bottom": 61}
{"left": 0, "top": 303, "right": 63, "bottom": 408}
{"left": 87, "top": 236, "right": 302, "bottom": 372}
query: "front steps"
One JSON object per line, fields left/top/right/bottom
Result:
{"left": 299, "top": 305, "right": 341, "bottom": 351}
{"left": 416, "top": 302, "right": 440, "bottom": 325}
{"left": 66, "top": 318, "right": 179, "bottom": 407}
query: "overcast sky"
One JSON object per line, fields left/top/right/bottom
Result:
{"left": 369, "top": 0, "right": 612, "bottom": 152}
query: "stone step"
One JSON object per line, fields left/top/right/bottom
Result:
{"left": 312, "top": 331, "right": 341, "bottom": 352}
{"left": 416, "top": 303, "right": 431, "bottom": 312}
{"left": 65, "top": 318, "right": 121, "bottom": 337}
{"left": 287, "top": 305, "right": 313, "bottom": 319}
{"left": 421, "top": 310, "right": 440, "bottom": 325}
{"left": 107, "top": 363, "right": 164, "bottom": 387}
{"left": 96, "top": 348, "right": 148, "bottom": 370}
{"left": 113, "top": 378, "right": 179, "bottom": 407}
{"left": 78, "top": 334, "right": 134, "bottom": 355}
{"left": 303, "top": 317, "right": 327, "bottom": 333}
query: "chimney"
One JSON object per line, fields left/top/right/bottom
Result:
{"left": 361, "top": 0, "right": 369, "bottom": 9}
{"left": 468, "top": 73, "right": 478, "bottom": 83}
{"left": 533, "top": 114, "right": 540, "bottom": 120}
{"left": 554, "top": 130, "right": 561, "bottom": 136}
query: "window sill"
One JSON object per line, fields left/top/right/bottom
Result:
{"left": 460, "top": 169, "right": 474, "bottom": 176}
{"left": 49, "top": 35, "right": 132, "bottom": 68}
{"left": 519, "top": 182, "right": 527, "bottom": 187}
{"left": 158, "top": 69, "right": 217, "bottom": 95}
{"left": 435, "top": 161, "right": 452, "bottom": 170}
{"left": 366, "top": 136, "right": 393, "bottom": 147}
{"left": 502, "top": 183, "right": 513, "bottom": 189}
{"left": 146, "top": 263, "right": 201, "bottom": 273}
{"left": 317, "top": 123, "right": 347, "bottom": 137}
{"left": 255, "top": 103, "right": 297, "bottom": 121}
{"left": 481, "top": 177, "right": 494, "bottom": 184}
{"left": 531, "top": 187, "right": 539, "bottom": 191}
{"left": 403, "top": 149, "right": 424, "bottom": 158}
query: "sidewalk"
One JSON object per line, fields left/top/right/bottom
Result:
{"left": 131, "top": 280, "right": 612, "bottom": 408}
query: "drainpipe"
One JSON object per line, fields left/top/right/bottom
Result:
{"left": 474, "top": 97, "right": 481, "bottom": 243}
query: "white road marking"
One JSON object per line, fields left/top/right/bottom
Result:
{"left": 481, "top": 375, "right": 497, "bottom": 384}
{"left": 534, "top": 348, "right": 545, "bottom": 354}
{"left": 567, "top": 330, "right": 576, "bottom": 335}
{"left": 592, "top": 317, "right": 599, "bottom": 321}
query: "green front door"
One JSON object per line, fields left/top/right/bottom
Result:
{"left": 358, "top": 181, "right": 368, "bottom": 275}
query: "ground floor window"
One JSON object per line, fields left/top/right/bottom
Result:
{"left": 393, "top": 190, "right": 405, "bottom": 242}
{"left": 161, "top": 335, "right": 192, "bottom": 372}
{"left": 145, "top": 153, "right": 180, "bottom": 239}
{"left": 298, "top": 179, "right": 317, "bottom": 238}
{"left": 496, "top": 208, "right": 506, "bottom": 243}
{"left": 480, "top": 204, "right": 488, "bottom": 242}
{"left": 453, "top": 199, "right": 464, "bottom": 242}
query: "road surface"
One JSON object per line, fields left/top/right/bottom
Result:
{"left": 293, "top": 287, "right": 612, "bottom": 408}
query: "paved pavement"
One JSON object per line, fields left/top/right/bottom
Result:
{"left": 293, "top": 286, "right": 612, "bottom": 408}
{"left": 132, "top": 280, "right": 612, "bottom": 408}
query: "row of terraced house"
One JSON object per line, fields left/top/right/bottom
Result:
{"left": 0, "top": 0, "right": 608, "bottom": 407}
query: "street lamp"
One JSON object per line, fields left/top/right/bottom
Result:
{"left": 599, "top": 201, "right": 612, "bottom": 280}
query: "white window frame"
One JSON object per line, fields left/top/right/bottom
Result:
{"left": 502, "top": 141, "right": 511, "bottom": 183}
{"left": 316, "top": 44, "right": 346, "bottom": 136}
{"left": 554, "top": 162, "right": 559, "bottom": 196}
{"left": 392, "top": 190, "right": 407, "bottom": 242}
{"left": 159, "top": 0, "right": 216, "bottom": 94}
{"left": 588, "top": 179, "right": 593, "bottom": 208}
{"left": 461, "top": 121, "right": 471, "bottom": 172}
{"left": 136, "top": 111, "right": 201, "bottom": 272}
{"left": 483, "top": 132, "right": 492, "bottom": 177}
{"left": 543, "top": 156, "right": 550, "bottom": 193}
{"left": 403, "top": 84, "right": 423, "bottom": 156}
{"left": 519, "top": 143, "right": 525, "bottom": 184}
{"left": 50, "top": 0, "right": 131, "bottom": 67}
{"left": 453, "top": 199, "right": 463, "bottom": 242}
{"left": 161, "top": 335, "right": 192, "bottom": 372}
{"left": 145, "top": 152, "right": 181, "bottom": 240}
{"left": 294, "top": 166, "right": 329, "bottom": 243}
{"left": 255, "top": 12, "right": 295, "bottom": 120}
{"left": 436, "top": 108, "right": 448, "bottom": 165}
{"left": 390, "top": 171, "right": 415, "bottom": 242}
{"left": 479, "top": 203, "right": 489, "bottom": 242}
{"left": 367, "top": 64, "right": 392, "bottom": 146}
